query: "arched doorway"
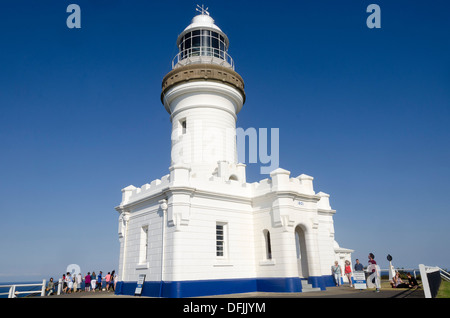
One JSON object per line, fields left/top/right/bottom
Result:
{"left": 295, "top": 225, "right": 309, "bottom": 278}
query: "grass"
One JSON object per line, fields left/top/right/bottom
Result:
{"left": 437, "top": 280, "right": 450, "bottom": 298}
{"left": 381, "top": 276, "right": 450, "bottom": 298}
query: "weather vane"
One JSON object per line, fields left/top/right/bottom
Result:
{"left": 196, "top": 4, "right": 210, "bottom": 16}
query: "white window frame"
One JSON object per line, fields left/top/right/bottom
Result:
{"left": 138, "top": 225, "right": 149, "bottom": 268}
{"left": 216, "top": 222, "right": 228, "bottom": 259}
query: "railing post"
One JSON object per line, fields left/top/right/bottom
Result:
{"left": 57, "top": 279, "right": 62, "bottom": 295}
{"left": 41, "top": 279, "right": 46, "bottom": 297}
{"left": 9, "top": 285, "right": 16, "bottom": 298}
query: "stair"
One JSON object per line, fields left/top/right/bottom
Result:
{"left": 301, "top": 280, "right": 322, "bottom": 293}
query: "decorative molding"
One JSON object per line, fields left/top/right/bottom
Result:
{"left": 161, "top": 63, "right": 245, "bottom": 103}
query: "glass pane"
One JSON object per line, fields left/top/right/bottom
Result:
{"left": 202, "top": 29, "right": 210, "bottom": 36}
{"left": 193, "top": 30, "right": 200, "bottom": 36}
{"left": 191, "top": 47, "right": 200, "bottom": 56}
{"left": 192, "top": 36, "right": 200, "bottom": 47}
{"left": 213, "top": 48, "right": 220, "bottom": 58}
{"left": 212, "top": 37, "right": 219, "bottom": 49}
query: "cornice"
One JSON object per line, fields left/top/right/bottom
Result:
{"left": 161, "top": 63, "right": 245, "bottom": 104}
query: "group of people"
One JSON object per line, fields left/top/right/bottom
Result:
{"left": 390, "top": 271, "right": 419, "bottom": 289}
{"left": 332, "top": 259, "right": 354, "bottom": 288}
{"left": 45, "top": 270, "right": 118, "bottom": 296}
{"left": 331, "top": 253, "right": 419, "bottom": 292}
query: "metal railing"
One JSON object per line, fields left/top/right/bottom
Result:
{"left": 0, "top": 280, "right": 46, "bottom": 298}
{"left": 172, "top": 48, "right": 234, "bottom": 70}
{"left": 379, "top": 268, "right": 419, "bottom": 278}
{"left": 438, "top": 267, "right": 450, "bottom": 282}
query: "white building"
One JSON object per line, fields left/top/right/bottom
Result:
{"left": 114, "top": 10, "right": 353, "bottom": 297}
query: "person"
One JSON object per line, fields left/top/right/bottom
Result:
{"left": 344, "top": 260, "right": 353, "bottom": 287}
{"left": 66, "top": 272, "right": 73, "bottom": 294}
{"left": 85, "top": 272, "right": 91, "bottom": 292}
{"left": 91, "top": 272, "right": 97, "bottom": 292}
{"left": 368, "top": 253, "right": 380, "bottom": 292}
{"left": 73, "top": 274, "right": 77, "bottom": 292}
{"left": 331, "top": 261, "right": 342, "bottom": 286}
{"left": 76, "top": 272, "right": 83, "bottom": 292}
{"left": 390, "top": 271, "right": 410, "bottom": 288}
{"left": 406, "top": 272, "right": 419, "bottom": 289}
{"left": 112, "top": 270, "right": 117, "bottom": 292}
{"left": 105, "top": 272, "right": 111, "bottom": 291}
{"left": 354, "top": 259, "right": 364, "bottom": 271}
{"left": 62, "top": 274, "right": 67, "bottom": 293}
{"left": 97, "top": 271, "right": 103, "bottom": 291}
{"left": 46, "top": 278, "right": 55, "bottom": 296}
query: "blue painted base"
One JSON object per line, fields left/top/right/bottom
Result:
{"left": 115, "top": 275, "right": 336, "bottom": 298}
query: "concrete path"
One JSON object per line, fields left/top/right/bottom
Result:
{"left": 44, "top": 285, "right": 424, "bottom": 299}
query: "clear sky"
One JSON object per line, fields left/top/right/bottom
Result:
{"left": 0, "top": 0, "right": 449, "bottom": 282}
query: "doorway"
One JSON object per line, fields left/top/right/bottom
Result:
{"left": 295, "top": 225, "right": 309, "bottom": 278}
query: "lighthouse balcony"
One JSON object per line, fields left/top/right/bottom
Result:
{"left": 172, "top": 48, "right": 234, "bottom": 70}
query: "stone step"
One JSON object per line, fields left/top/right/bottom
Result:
{"left": 300, "top": 280, "right": 322, "bottom": 293}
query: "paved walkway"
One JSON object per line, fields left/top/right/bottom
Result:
{"left": 44, "top": 284, "right": 424, "bottom": 299}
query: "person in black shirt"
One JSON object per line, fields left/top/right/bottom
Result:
{"left": 406, "top": 272, "right": 419, "bottom": 288}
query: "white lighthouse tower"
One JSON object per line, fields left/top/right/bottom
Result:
{"left": 162, "top": 10, "right": 245, "bottom": 181}
{"left": 115, "top": 8, "right": 353, "bottom": 298}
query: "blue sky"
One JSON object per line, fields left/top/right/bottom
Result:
{"left": 0, "top": 0, "right": 449, "bottom": 282}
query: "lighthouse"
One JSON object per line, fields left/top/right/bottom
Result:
{"left": 161, "top": 11, "right": 245, "bottom": 181}
{"left": 115, "top": 8, "right": 353, "bottom": 298}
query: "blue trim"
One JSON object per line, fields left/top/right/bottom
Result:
{"left": 308, "top": 275, "right": 335, "bottom": 290}
{"left": 115, "top": 276, "right": 332, "bottom": 298}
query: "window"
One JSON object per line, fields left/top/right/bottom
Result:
{"left": 179, "top": 29, "right": 228, "bottom": 60}
{"left": 216, "top": 223, "right": 227, "bottom": 257}
{"left": 180, "top": 119, "right": 187, "bottom": 134}
{"left": 139, "top": 225, "right": 149, "bottom": 264}
{"left": 263, "top": 230, "right": 272, "bottom": 260}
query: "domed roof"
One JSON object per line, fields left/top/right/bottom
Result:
{"left": 177, "top": 13, "right": 229, "bottom": 47}
{"left": 183, "top": 14, "right": 222, "bottom": 33}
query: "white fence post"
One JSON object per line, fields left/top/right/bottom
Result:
{"left": 57, "top": 279, "right": 62, "bottom": 295}
{"left": 8, "top": 285, "right": 16, "bottom": 298}
{"left": 41, "top": 279, "right": 46, "bottom": 297}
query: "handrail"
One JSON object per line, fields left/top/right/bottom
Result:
{"left": 438, "top": 267, "right": 450, "bottom": 282}
{"left": 0, "top": 280, "right": 46, "bottom": 298}
{"left": 172, "top": 48, "right": 234, "bottom": 70}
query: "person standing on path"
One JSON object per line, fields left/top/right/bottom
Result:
{"left": 66, "top": 272, "right": 73, "bottom": 294}
{"left": 91, "top": 272, "right": 97, "bottom": 292}
{"left": 97, "top": 271, "right": 103, "bottom": 291}
{"left": 331, "top": 261, "right": 342, "bottom": 286}
{"left": 354, "top": 259, "right": 364, "bottom": 272}
{"left": 112, "top": 270, "right": 117, "bottom": 292}
{"left": 344, "top": 260, "right": 353, "bottom": 287}
{"left": 76, "top": 272, "right": 83, "bottom": 292}
{"left": 105, "top": 272, "right": 111, "bottom": 291}
{"left": 368, "top": 253, "right": 380, "bottom": 292}
{"left": 84, "top": 272, "right": 91, "bottom": 292}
